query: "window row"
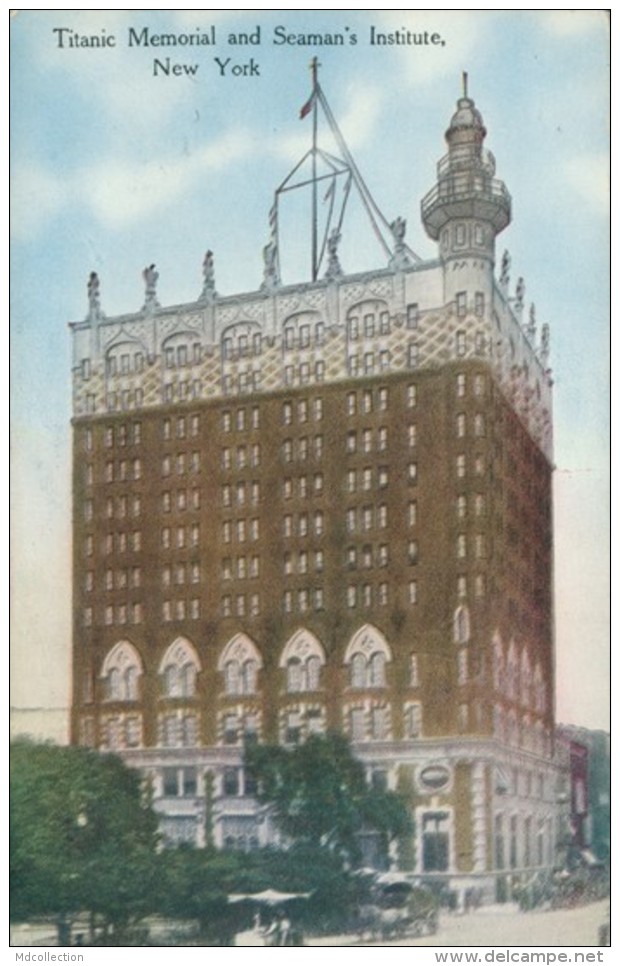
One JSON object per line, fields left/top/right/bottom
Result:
{"left": 221, "top": 406, "right": 260, "bottom": 433}
{"left": 104, "top": 458, "right": 142, "bottom": 482}
{"left": 161, "top": 525, "right": 200, "bottom": 550}
{"left": 222, "top": 481, "right": 261, "bottom": 507}
{"left": 85, "top": 566, "right": 142, "bottom": 592}
{"left": 94, "top": 627, "right": 413, "bottom": 705}
{"left": 348, "top": 310, "right": 391, "bottom": 340}
{"left": 222, "top": 556, "right": 260, "bottom": 580}
{"left": 346, "top": 427, "right": 388, "bottom": 453}
{"left": 456, "top": 372, "right": 487, "bottom": 398}
{"left": 164, "top": 342, "right": 203, "bottom": 368}
{"left": 162, "top": 489, "right": 201, "bottom": 513}
{"left": 162, "top": 452, "right": 201, "bottom": 476}
{"left": 455, "top": 412, "right": 487, "bottom": 438}
{"left": 99, "top": 422, "right": 142, "bottom": 449}
{"left": 283, "top": 512, "right": 324, "bottom": 538}
{"left": 283, "top": 474, "right": 324, "bottom": 499}
{"left": 346, "top": 580, "right": 417, "bottom": 608}
{"left": 104, "top": 603, "right": 144, "bottom": 626}
{"left": 456, "top": 290, "right": 485, "bottom": 319}
{"left": 346, "top": 466, "right": 390, "bottom": 492}
{"left": 221, "top": 594, "right": 261, "bottom": 618}
{"left": 162, "top": 380, "right": 203, "bottom": 404}
{"left": 221, "top": 444, "right": 261, "bottom": 470}
{"left": 283, "top": 550, "right": 324, "bottom": 575}
{"left": 346, "top": 541, "right": 418, "bottom": 569}
{"left": 283, "top": 320, "right": 326, "bottom": 349}
{"left": 222, "top": 333, "right": 264, "bottom": 358}
{"left": 282, "top": 436, "right": 324, "bottom": 462}
{"left": 221, "top": 371, "right": 262, "bottom": 396}
{"left": 347, "top": 350, "right": 391, "bottom": 377}
{"left": 455, "top": 493, "right": 487, "bottom": 518}
{"left": 162, "top": 562, "right": 201, "bottom": 586}
{"left": 282, "top": 588, "right": 324, "bottom": 614}
{"left": 222, "top": 519, "right": 260, "bottom": 543}
{"left": 84, "top": 531, "right": 142, "bottom": 556}
{"left": 283, "top": 361, "right": 325, "bottom": 387}
{"left": 162, "top": 414, "right": 201, "bottom": 440}
{"left": 106, "top": 352, "right": 146, "bottom": 376}
{"left": 455, "top": 453, "right": 487, "bottom": 478}
{"left": 282, "top": 398, "right": 324, "bottom": 424}
{"left": 456, "top": 534, "right": 487, "bottom": 560}
{"left": 83, "top": 603, "right": 143, "bottom": 627}
{"left": 346, "top": 505, "right": 389, "bottom": 532}
{"left": 162, "top": 599, "right": 202, "bottom": 622}
{"left": 105, "top": 389, "right": 144, "bottom": 412}
{"left": 456, "top": 574, "right": 487, "bottom": 599}
{"left": 346, "top": 386, "right": 390, "bottom": 415}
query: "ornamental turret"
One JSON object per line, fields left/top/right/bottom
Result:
{"left": 421, "top": 75, "right": 511, "bottom": 309}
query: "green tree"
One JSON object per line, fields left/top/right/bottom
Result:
{"left": 245, "top": 732, "right": 412, "bottom": 867}
{"left": 10, "top": 739, "right": 159, "bottom": 943}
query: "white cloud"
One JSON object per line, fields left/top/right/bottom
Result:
{"left": 562, "top": 153, "right": 609, "bottom": 215}
{"left": 539, "top": 9, "right": 609, "bottom": 38}
{"left": 80, "top": 128, "right": 253, "bottom": 229}
{"left": 269, "top": 82, "right": 383, "bottom": 165}
{"left": 11, "top": 128, "right": 254, "bottom": 238}
{"left": 373, "top": 10, "right": 495, "bottom": 86}
{"left": 10, "top": 164, "right": 66, "bottom": 240}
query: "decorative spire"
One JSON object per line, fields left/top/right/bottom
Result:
{"left": 388, "top": 216, "right": 412, "bottom": 271}
{"left": 199, "top": 249, "right": 217, "bottom": 303}
{"left": 142, "top": 264, "right": 160, "bottom": 311}
{"left": 526, "top": 303, "right": 537, "bottom": 342}
{"left": 499, "top": 250, "right": 511, "bottom": 291}
{"left": 540, "top": 323, "right": 550, "bottom": 367}
{"left": 260, "top": 239, "right": 280, "bottom": 292}
{"left": 324, "top": 227, "right": 343, "bottom": 279}
{"left": 86, "top": 271, "right": 102, "bottom": 321}
{"left": 514, "top": 277, "right": 525, "bottom": 320}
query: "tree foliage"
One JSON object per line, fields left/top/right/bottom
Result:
{"left": 10, "top": 739, "right": 159, "bottom": 938}
{"left": 245, "top": 732, "right": 412, "bottom": 866}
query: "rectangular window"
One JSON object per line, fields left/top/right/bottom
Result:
{"left": 456, "top": 291, "right": 467, "bottom": 317}
{"left": 409, "top": 580, "right": 418, "bottom": 605}
{"left": 407, "top": 384, "right": 417, "bottom": 408}
{"left": 475, "top": 292, "right": 485, "bottom": 317}
{"left": 407, "top": 303, "right": 419, "bottom": 328}
{"left": 408, "top": 500, "right": 417, "bottom": 527}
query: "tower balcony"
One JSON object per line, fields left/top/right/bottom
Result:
{"left": 421, "top": 176, "right": 511, "bottom": 240}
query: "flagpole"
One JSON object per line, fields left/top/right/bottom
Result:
{"left": 311, "top": 56, "right": 319, "bottom": 281}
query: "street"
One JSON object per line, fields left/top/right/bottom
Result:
{"left": 308, "top": 900, "right": 610, "bottom": 948}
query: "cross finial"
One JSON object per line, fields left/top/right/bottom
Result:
{"left": 462, "top": 70, "right": 468, "bottom": 98}
{"left": 310, "top": 56, "right": 320, "bottom": 88}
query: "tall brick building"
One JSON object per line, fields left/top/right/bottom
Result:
{"left": 70, "top": 81, "right": 558, "bottom": 897}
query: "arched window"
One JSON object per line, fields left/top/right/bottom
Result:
{"left": 159, "top": 638, "right": 201, "bottom": 698}
{"left": 279, "top": 629, "right": 326, "bottom": 693}
{"left": 221, "top": 321, "right": 263, "bottom": 361}
{"left": 453, "top": 605, "right": 470, "bottom": 644}
{"left": 101, "top": 640, "right": 143, "bottom": 702}
{"left": 218, "top": 634, "right": 263, "bottom": 696}
{"left": 162, "top": 330, "right": 201, "bottom": 369}
{"left": 344, "top": 624, "right": 392, "bottom": 689}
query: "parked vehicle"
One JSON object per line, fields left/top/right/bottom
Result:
{"left": 355, "top": 874, "right": 438, "bottom": 942}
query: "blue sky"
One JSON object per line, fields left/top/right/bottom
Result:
{"left": 10, "top": 9, "right": 610, "bottom": 733}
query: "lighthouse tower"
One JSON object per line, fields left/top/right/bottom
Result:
{"left": 421, "top": 76, "right": 511, "bottom": 311}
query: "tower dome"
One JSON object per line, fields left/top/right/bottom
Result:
{"left": 446, "top": 96, "right": 487, "bottom": 141}
{"left": 420, "top": 79, "right": 511, "bottom": 243}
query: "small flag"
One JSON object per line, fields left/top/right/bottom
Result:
{"left": 299, "top": 92, "right": 315, "bottom": 119}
